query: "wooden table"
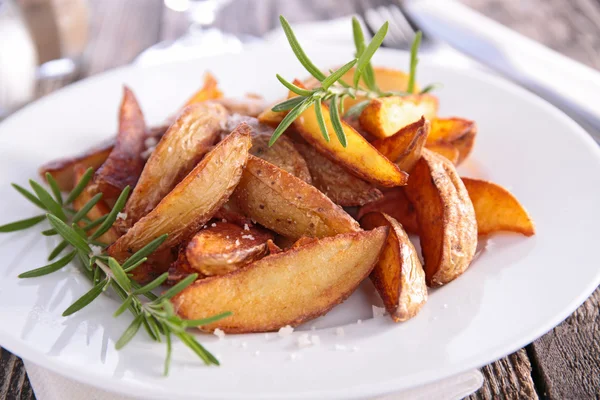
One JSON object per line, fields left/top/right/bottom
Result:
{"left": 1, "top": 1, "right": 599, "bottom": 399}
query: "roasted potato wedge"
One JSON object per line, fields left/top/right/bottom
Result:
{"left": 293, "top": 90, "right": 407, "bottom": 187}
{"left": 72, "top": 164, "right": 120, "bottom": 245}
{"left": 108, "top": 124, "right": 252, "bottom": 261}
{"left": 183, "top": 72, "right": 223, "bottom": 108}
{"left": 257, "top": 101, "right": 286, "bottom": 128}
{"left": 94, "top": 87, "right": 147, "bottom": 199}
{"left": 233, "top": 155, "right": 360, "bottom": 240}
{"left": 173, "top": 227, "right": 388, "bottom": 332}
{"left": 357, "top": 188, "right": 419, "bottom": 234}
{"left": 265, "top": 239, "right": 282, "bottom": 254}
{"left": 250, "top": 134, "right": 312, "bottom": 183}
{"left": 427, "top": 117, "right": 475, "bottom": 144}
{"left": 216, "top": 96, "right": 265, "bottom": 117}
{"left": 404, "top": 150, "right": 477, "bottom": 287}
{"left": 295, "top": 143, "right": 383, "bottom": 206}
{"left": 359, "top": 95, "right": 438, "bottom": 139}
{"left": 452, "top": 127, "right": 476, "bottom": 164}
{"left": 291, "top": 236, "right": 318, "bottom": 249}
{"left": 185, "top": 222, "right": 274, "bottom": 276}
{"left": 425, "top": 142, "right": 460, "bottom": 165}
{"left": 372, "top": 117, "right": 429, "bottom": 173}
{"left": 360, "top": 212, "right": 427, "bottom": 322}
{"left": 169, "top": 248, "right": 202, "bottom": 285}
{"left": 123, "top": 103, "right": 227, "bottom": 226}
{"left": 462, "top": 178, "right": 535, "bottom": 236}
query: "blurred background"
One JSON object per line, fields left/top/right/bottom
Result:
{"left": 1, "top": 0, "right": 598, "bottom": 119}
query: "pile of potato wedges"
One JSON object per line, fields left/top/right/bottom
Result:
{"left": 40, "top": 68, "right": 535, "bottom": 333}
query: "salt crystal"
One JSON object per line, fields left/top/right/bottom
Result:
{"left": 372, "top": 305, "right": 386, "bottom": 318}
{"left": 90, "top": 245, "right": 103, "bottom": 256}
{"left": 168, "top": 146, "right": 173, "bottom": 153}
{"left": 213, "top": 329, "right": 225, "bottom": 340}
{"left": 335, "top": 327, "right": 345, "bottom": 337}
{"left": 241, "top": 234, "right": 255, "bottom": 240}
{"left": 297, "top": 334, "right": 312, "bottom": 348}
{"left": 278, "top": 325, "right": 294, "bottom": 337}
{"left": 235, "top": 239, "right": 240, "bottom": 246}
{"left": 244, "top": 224, "right": 250, "bottom": 231}
{"left": 310, "top": 335, "right": 320, "bottom": 346}
{"left": 116, "top": 212, "right": 127, "bottom": 221}
{"left": 211, "top": 223, "right": 217, "bottom": 227}
{"left": 221, "top": 219, "right": 228, "bottom": 223}
{"left": 144, "top": 137, "right": 157, "bottom": 148}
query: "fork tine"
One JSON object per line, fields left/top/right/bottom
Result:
{"left": 388, "top": 5, "right": 417, "bottom": 43}
{"left": 367, "top": 6, "right": 403, "bottom": 48}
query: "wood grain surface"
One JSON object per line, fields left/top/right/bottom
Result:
{"left": 2, "top": 1, "right": 599, "bottom": 399}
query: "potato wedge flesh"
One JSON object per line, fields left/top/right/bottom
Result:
{"left": 233, "top": 156, "right": 360, "bottom": 240}
{"left": 186, "top": 222, "right": 274, "bottom": 276}
{"left": 295, "top": 143, "right": 383, "bottom": 206}
{"left": 425, "top": 142, "right": 460, "bottom": 165}
{"left": 404, "top": 150, "right": 477, "bottom": 287}
{"left": 124, "top": 103, "right": 227, "bottom": 225}
{"left": 462, "top": 178, "right": 535, "bottom": 236}
{"left": 108, "top": 125, "right": 252, "bottom": 261}
{"left": 183, "top": 72, "right": 223, "bottom": 108}
{"left": 173, "top": 227, "right": 388, "bottom": 332}
{"left": 360, "top": 212, "right": 427, "bottom": 322}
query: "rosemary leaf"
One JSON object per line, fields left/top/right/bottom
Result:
{"left": 72, "top": 193, "right": 103, "bottom": 223}
{"left": 48, "top": 240, "right": 69, "bottom": 261}
{"left": 0, "top": 215, "right": 46, "bottom": 233}
{"left": 354, "top": 22, "right": 388, "bottom": 89}
{"left": 82, "top": 215, "right": 107, "bottom": 232}
{"left": 330, "top": 96, "right": 348, "bottom": 147}
{"left": 108, "top": 257, "right": 131, "bottom": 291}
{"left": 352, "top": 17, "right": 377, "bottom": 91}
{"left": 407, "top": 31, "right": 422, "bottom": 94}
{"left": 344, "top": 99, "right": 371, "bottom": 119}
{"left": 314, "top": 97, "right": 330, "bottom": 142}
{"left": 122, "top": 234, "right": 168, "bottom": 270}
{"left": 176, "top": 332, "right": 218, "bottom": 366}
{"left": 11, "top": 183, "right": 46, "bottom": 210}
{"left": 113, "top": 296, "right": 133, "bottom": 317}
{"left": 157, "top": 273, "right": 198, "bottom": 301}
{"left": 47, "top": 214, "right": 91, "bottom": 254}
{"left": 322, "top": 59, "right": 357, "bottom": 90}
{"left": 89, "top": 186, "right": 130, "bottom": 240}
{"left": 44, "top": 173, "right": 63, "bottom": 205}
{"left": 65, "top": 167, "right": 93, "bottom": 205}
{"left": 62, "top": 279, "right": 108, "bottom": 316}
{"left": 30, "top": 180, "right": 67, "bottom": 221}
{"left": 41, "top": 228, "right": 57, "bottom": 236}
{"left": 164, "top": 330, "right": 172, "bottom": 376}
{"left": 279, "top": 16, "right": 326, "bottom": 81}
{"left": 183, "top": 311, "right": 233, "bottom": 328}
{"left": 420, "top": 83, "right": 442, "bottom": 94}
{"left": 276, "top": 74, "right": 314, "bottom": 96}
{"left": 271, "top": 96, "right": 306, "bottom": 112}
{"left": 133, "top": 272, "right": 168, "bottom": 295}
{"left": 269, "top": 97, "right": 314, "bottom": 146}
{"left": 19, "top": 250, "right": 76, "bottom": 278}
{"left": 115, "top": 314, "right": 144, "bottom": 349}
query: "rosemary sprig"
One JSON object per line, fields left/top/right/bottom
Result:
{"left": 0, "top": 170, "right": 230, "bottom": 374}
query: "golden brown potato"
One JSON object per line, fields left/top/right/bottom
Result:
{"left": 173, "top": 227, "right": 388, "bottom": 332}
{"left": 404, "top": 150, "right": 477, "bottom": 287}
{"left": 295, "top": 143, "right": 383, "bottom": 206}
{"left": 257, "top": 100, "right": 286, "bottom": 128}
{"left": 291, "top": 236, "right": 318, "bottom": 249}
{"left": 233, "top": 155, "right": 360, "bottom": 240}
{"left": 94, "top": 87, "right": 147, "bottom": 199}
{"left": 123, "top": 103, "right": 227, "bottom": 226}
{"left": 108, "top": 124, "right": 252, "bottom": 262}
{"left": 265, "top": 239, "right": 282, "bottom": 254}
{"left": 214, "top": 200, "right": 253, "bottom": 227}
{"left": 359, "top": 95, "right": 438, "bottom": 139}
{"left": 360, "top": 212, "right": 427, "bottom": 322}
{"left": 452, "top": 127, "right": 477, "bottom": 164}
{"left": 72, "top": 164, "right": 120, "bottom": 245}
{"left": 182, "top": 72, "right": 223, "bottom": 108}
{"left": 250, "top": 134, "right": 312, "bottom": 183}
{"left": 293, "top": 93, "right": 407, "bottom": 187}
{"left": 427, "top": 118, "right": 475, "bottom": 144}
{"left": 425, "top": 142, "right": 460, "bottom": 165}
{"left": 168, "top": 248, "right": 202, "bottom": 285}
{"left": 462, "top": 178, "right": 535, "bottom": 236}
{"left": 215, "top": 96, "right": 265, "bottom": 117}
{"left": 185, "top": 222, "right": 274, "bottom": 276}
{"left": 357, "top": 188, "right": 419, "bottom": 234}
{"left": 372, "top": 117, "right": 428, "bottom": 161}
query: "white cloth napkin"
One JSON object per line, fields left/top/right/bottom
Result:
{"left": 23, "top": 10, "right": 492, "bottom": 400}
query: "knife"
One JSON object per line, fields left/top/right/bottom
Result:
{"left": 404, "top": 0, "right": 600, "bottom": 142}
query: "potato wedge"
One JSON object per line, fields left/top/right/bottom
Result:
{"left": 291, "top": 236, "right": 318, "bottom": 249}
{"left": 295, "top": 143, "right": 383, "bottom": 206}
{"left": 425, "top": 142, "right": 460, "bottom": 165}
{"left": 72, "top": 164, "right": 120, "bottom": 245}
{"left": 452, "top": 126, "right": 476, "bottom": 164}
{"left": 233, "top": 155, "right": 360, "bottom": 240}
{"left": 359, "top": 95, "right": 438, "bottom": 139}
{"left": 293, "top": 93, "right": 407, "bottom": 187}
{"left": 462, "top": 178, "right": 535, "bottom": 236}
{"left": 404, "top": 149, "right": 477, "bottom": 287}
{"left": 265, "top": 239, "right": 282, "bottom": 254}
{"left": 183, "top": 72, "right": 223, "bottom": 108}
{"left": 250, "top": 134, "right": 312, "bottom": 183}
{"left": 108, "top": 124, "right": 252, "bottom": 261}
{"left": 123, "top": 103, "right": 227, "bottom": 226}
{"left": 427, "top": 118, "right": 475, "bottom": 144}
{"left": 185, "top": 222, "right": 274, "bottom": 276}
{"left": 257, "top": 101, "right": 286, "bottom": 128}
{"left": 173, "top": 227, "right": 388, "bottom": 332}
{"left": 216, "top": 97, "right": 265, "bottom": 117}
{"left": 94, "top": 87, "right": 147, "bottom": 199}
{"left": 169, "top": 248, "right": 202, "bottom": 285}
{"left": 356, "top": 188, "right": 419, "bottom": 234}
{"left": 360, "top": 212, "right": 427, "bottom": 322}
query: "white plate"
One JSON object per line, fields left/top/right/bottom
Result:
{"left": 0, "top": 44, "right": 599, "bottom": 400}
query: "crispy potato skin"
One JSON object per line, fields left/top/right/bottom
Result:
{"left": 425, "top": 142, "right": 460, "bottom": 165}
{"left": 108, "top": 125, "right": 252, "bottom": 262}
{"left": 257, "top": 101, "right": 285, "bottom": 128}
{"left": 462, "top": 178, "right": 535, "bottom": 236}
{"left": 295, "top": 143, "right": 383, "bottom": 206}
{"left": 293, "top": 99, "right": 408, "bottom": 187}
{"left": 123, "top": 103, "right": 227, "bottom": 226}
{"left": 404, "top": 150, "right": 477, "bottom": 287}
{"left": 173, "top": 227, "right": 388, "bottom": 333}
{"left": 427, "top": 118, "right": 477, "bottom": 165}
{"left": 72, "top": 164, "right": 120, "bottom": 245}
{"left": 94, "top": 87, "right": 147, "bottom": 199}
{"left": 233, "top": 156, "right": 360, "bottom": 240}
{"left": 359, "top": 95, "right": 438, "bottom": 139}
{"left": 250, "top": 134, "right": 312, "bottom": 183}
{"left": 357, "top": 188, "right": 419, "bottom": 234}
{"left": 183, "top": 72, "right": 223, "bottom": 108}
{"left": 360, "top": 212, "right": 427, "bottom": 322}
{"left": 186, "top": 222, "right": 274, "bottom": 276}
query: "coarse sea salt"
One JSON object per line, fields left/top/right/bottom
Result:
{"left": 241, "top": 234, "right": 255, "bottom": 240}
{"left": 213, "top": 329, "right": 225, "bottom": 340}
{"left": 244, "top": 224, "right": 250, "bottom": 231}
{"left": 144, "top": 137, "right": 158, "bottom": 148}
{"left": 278, "top": 325, "right": 294, "bottom": 337}
{"left": 297, "top": 334, "right": 312, "bottom": 348}
{"left": 90, "top": 245, "right": 103, "bottom": 256}
{"left": 372, "top": 305, "right": 386, "bottom": 318}
{"left": 211, "top": 223, "right": 217, "bottom": 227}
{"left": 116, "top": 212, "right": 127, "bottom": 221}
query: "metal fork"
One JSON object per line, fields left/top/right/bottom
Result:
{"left": 358, "top": 2, "right": 425, "bottom": 50}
